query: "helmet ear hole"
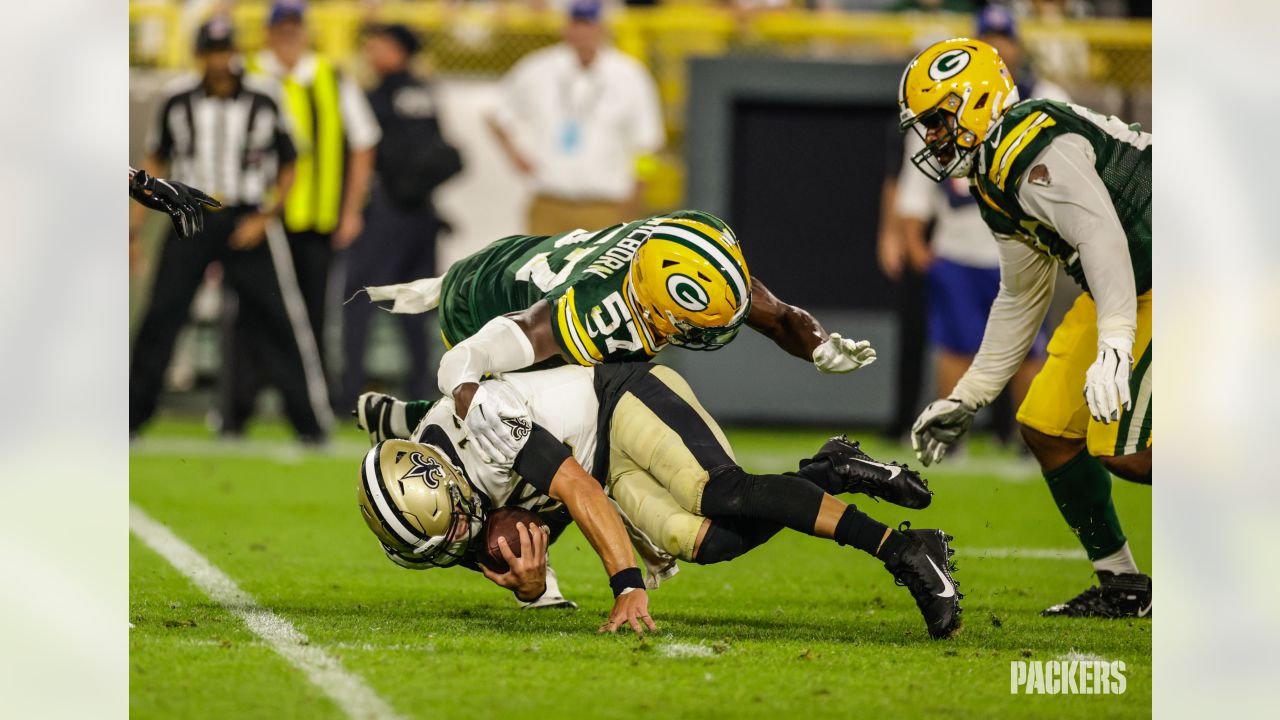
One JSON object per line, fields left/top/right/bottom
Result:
{"left": 661, "top": 259, "right": 678, "bottom": 268}
{"left": 696, "top": 271, "right": 711, "bottom": 282}
{"left": 973, "top": 92, "right": 989, "bottom": 110}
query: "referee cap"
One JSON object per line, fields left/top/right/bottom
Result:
{"left": 195, "top": 18, "right": 236, "bottom": 53}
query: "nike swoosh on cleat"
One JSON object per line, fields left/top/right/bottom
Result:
{"left": 926, "top": 556, "right": 955, "bottom": 598}
{"left": 1138, "top": 602, "right": 1152, "bottom": 618}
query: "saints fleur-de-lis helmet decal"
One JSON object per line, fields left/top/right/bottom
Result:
{"left": 357, "top": 439, "right": 484, "bottom": 567}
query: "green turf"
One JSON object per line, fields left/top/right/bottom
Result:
{"left": 130, "top": 421, "right": 1151, "bottom": 719}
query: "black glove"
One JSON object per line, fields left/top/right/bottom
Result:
{"left": 129, "top": 169, "right": 222, "bottom": 239}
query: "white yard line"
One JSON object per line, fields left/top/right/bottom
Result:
{"left": 130, "top": 504, "right": 403, "bottom": 720}
{"left": 658, "top": 642, "right": 717, "bottom": 658}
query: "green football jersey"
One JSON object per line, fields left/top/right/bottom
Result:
{"left": 969, "top": 99, "right": 1152, "bottom": 294}
{"left": 438, "top": 210, "right": 733, "bottom": 366}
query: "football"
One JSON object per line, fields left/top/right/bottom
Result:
{"left": 479, "top": 506, "right": 547, "bottom": 574}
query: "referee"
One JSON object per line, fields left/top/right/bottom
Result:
{"left": 129, "top": 20, "right": 330, "bottom": 442}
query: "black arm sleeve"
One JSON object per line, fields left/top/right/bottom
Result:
{"left": 512, "top": 423, "right": 572, "bottom": 496}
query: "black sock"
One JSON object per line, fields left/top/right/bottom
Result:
{"left": 832, "top": 505, "right": 897, "bottom": 559}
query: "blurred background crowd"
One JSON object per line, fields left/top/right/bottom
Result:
{"left": 128, "top": 0, "right": 1151, "bottom": 445}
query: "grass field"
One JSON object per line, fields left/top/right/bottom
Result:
{"left": 130, "top": 418, "right": 1151, "bottom": 719}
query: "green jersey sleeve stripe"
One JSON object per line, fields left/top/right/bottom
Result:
{"left": 556, "top": 290, "right": 602, "bottom": 366}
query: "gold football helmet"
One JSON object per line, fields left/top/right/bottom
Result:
{"left": 357, "top": 439, "right": 483, "bottom": 568}
{"left": 629, "top": 215, "right": 751, "bottom": 350}
{"left": 898, "top": 37, "right": 1020, "bottom": 181}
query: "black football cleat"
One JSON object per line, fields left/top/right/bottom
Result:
{"left": 883, "top": 523, "right": 963, "bottom": 639}
{"left": 811, "top": 435, "right": 933, "bottom": 509}
{"left": 1042, "top": 571, "right": 1152, "bottom": 618}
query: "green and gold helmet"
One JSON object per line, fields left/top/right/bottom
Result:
{"left": 357, "top": 439, "right": 484, "bottom": 568}
{"left": 629, "top": 213, "right": 751, "bottom": 351}
{"left": 898, "top": 38, "right": 1020, "bottom": 181}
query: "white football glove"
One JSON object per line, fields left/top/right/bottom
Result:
{"left": 911, "top": 397, "right": 977, "bottom": 467}
{"left": 1084, "top": 340, "right": 1133, "bottom": 424}
{"left": 812, "top": 333, "right": 877, "bottom": 373}
{"left": 355, "top": 392, "right": 410, "bottom": 445}
{"left": 463, "top": 382, "right": 532, "bottom": 465}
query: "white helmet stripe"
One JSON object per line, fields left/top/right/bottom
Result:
{"left": 650, "top": 226, "right": 748, "bottom": 307}
{"left": 362, "top": 446, "right": 423, "bottom": 547}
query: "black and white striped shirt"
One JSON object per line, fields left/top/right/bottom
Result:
{"left": 146, "top": 73, "right": 296, "bottom": 208}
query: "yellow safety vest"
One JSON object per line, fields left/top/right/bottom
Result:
{"left": 247, "top": 53, "right": 345, "bottom": 234}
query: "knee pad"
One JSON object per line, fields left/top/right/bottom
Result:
{"left": 694, "top": 518, "right": 783, "bottom": 565}
{"left": 695, "top": 522, "right": 750, "bottom": 564}
{"left": 700, "top": 465, "right": 750, "bottom": 518}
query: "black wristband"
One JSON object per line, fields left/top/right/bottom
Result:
{"left": 609, "top": 567, "right": 645, "bottom": 598}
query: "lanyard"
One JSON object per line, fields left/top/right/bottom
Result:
{"left": 558, "top": 68, "right": 605, "bottom": 123}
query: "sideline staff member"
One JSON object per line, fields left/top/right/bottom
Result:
{"left": 488, "top": 0, "right": 663, "bottom": 234}
{"left": 129, "top": 20, "right": 328, "bottom": 441}
{"left": 341, "top": 23, "right": 461, "bottom": 406}
{"left": 230, "top": 0, "right": 381, "bottom": 426}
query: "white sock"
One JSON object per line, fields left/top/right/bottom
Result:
{"left": 542, "top": 564, "right": 563, "bottom": 598}
{"left": 1092, "top": 543, "right": 1139, "bottom": 575}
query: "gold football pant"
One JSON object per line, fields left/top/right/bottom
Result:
{"left": 1016, "top": 290, "right": 1153, "bottom": 457}
{"left": 605, "top": 365, "right": 735, "bottom": 562}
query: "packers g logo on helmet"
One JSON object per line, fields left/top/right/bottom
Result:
{"left": 899, "top": 38, "right": 1019, "bottom": 182}
{"left": 928, "top": 49, "right": 971, "bottom": 81}
{"left": 629, "top": 214, "right": 751, "bottom": 351}
{"left": 357, "top": 439, "right": 483, "bottom": 568}
{"left": 666, "top": 274, "right": 710, "bottom": 312}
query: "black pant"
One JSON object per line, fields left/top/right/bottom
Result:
{"left": 129, "top": 208, "right": 324, "bottom": 438}
{"left": 339, "top": 189, "right": 439, "bottom": 409}
{"left": 222, "top": 228, "right": 334, "bottom": 434}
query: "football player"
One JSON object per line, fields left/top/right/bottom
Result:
{"left": 358, "top": 385, "right": 659, "bottom": 636}
{"left": 899, "top": 39, "right": 1152, "bottom": 617}
{"left": 356, "top": 363, "right": 963, "bottom": 639}
{"left": 361, "top": 210, "right": 877, "bottom": 464}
